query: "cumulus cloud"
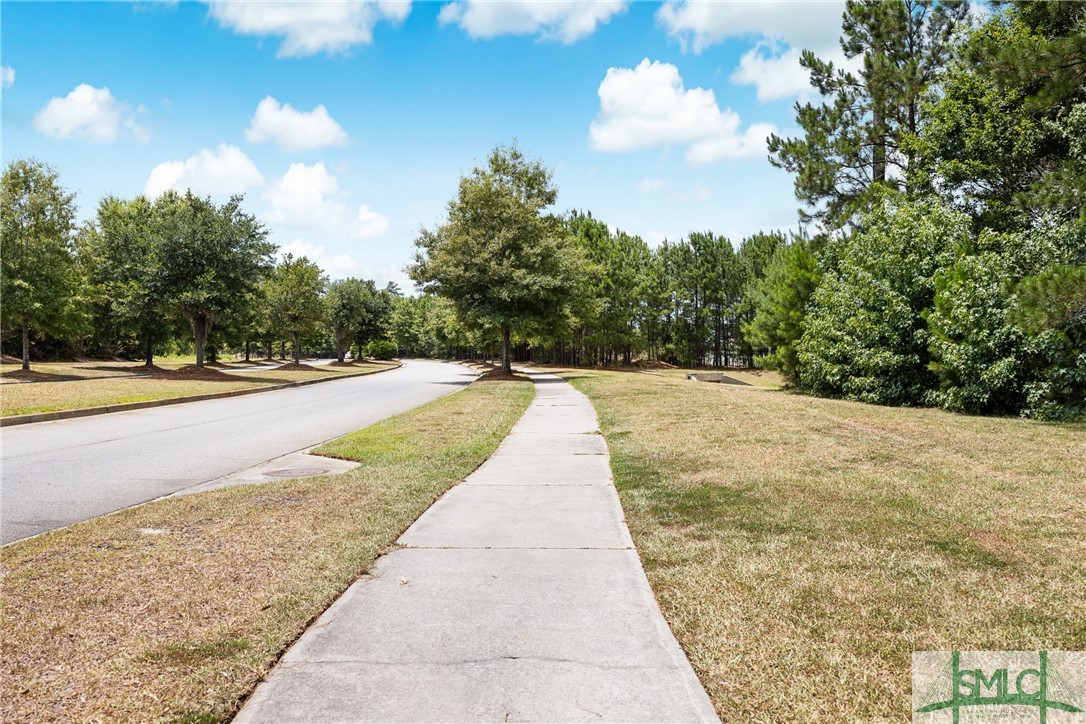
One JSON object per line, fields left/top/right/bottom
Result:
{"left": 245, "top": 96, "right": 348, "bottom": 152}
{"left": 265, "top": 161, "right": 348, "bottom": 233}
{"left": 265, "top": 162, "right": 389, "bottom": 240}
{"left": 277, "top": 239, "right": 407, "bottom": 286}
{"left": 439, "top": 0, "right": 626, "bottom": 43}
{"left": 657, "top": 0, "right": 847, "bottom": 102}
{"left": 206, "top": 1, "right": 410, "bottom": 57}
{"left": 730, "top": 43, "right": 812, "bottom": 102}
{"left": 278, "top": 239, "right": 362, "bottom": 279}
{"left": 353, "top": 204, "right": 390, "bottom": 239}
{"left": 33, "top": 84, "right": 148, "bottom": 143}
{"left": 145, "top": 144, "right": 264, "bottom": 199}
{"left": 589, "top": 59, "right": 775, "bottom": 164}
{"left": 1, "top": 66, "right": 14, "bottom": 88}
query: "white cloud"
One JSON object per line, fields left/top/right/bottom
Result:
{"left": 637, "top": 177, "right": 664, "bottom": 193}
{"left": 691, "top": 182, "right": 712, "bottom": 201}
{"left": 33, "top": 84, "right": 148, "bottom": 143}
{"left": 657, "top": 0, "right": 844, "bottom": 54}
{"left": 353, "top": 204, "right": 390, "bottom": 239}
{"left": 439, "top": 0, "right": 626, "bottom": 43}
{"left": 730, "top": 43, "right": 812, "bottom": 102}
{"left": 206, "top": 1, "right": 410, "bottom": 57}
{"left": 277, "top": 239, "right": 407, "bottom": 287}
{"left": 657, "top": 0, "right": 847, "bottom": 102}
{"left": 265, "top": 162, "right": 390, "bottom": 240}
{"left": 245, "top": 96, "right": 349, "bottom": 151}
{"left": 589, "top": 59, "right": 775, "bottom": 164}
{"left": 265, "top": 162, "right": 348, "bottom": 233}
{"left": 145, "top": 144, "right": 264, "bottom": 199}
{"left": 1, "top": 66, "right": 14, "bottom": 88}
{"left": 278, "top": 239, "right": 362, "bottom": 279}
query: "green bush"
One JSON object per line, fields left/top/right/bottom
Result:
{"left": 364, "top": 339, "right": 398, "bottom": 360}
{"left": 926, "top": 222, "right": 1085, "bottom": 416}
{"left": 798, "top": 195, "right": 967, "bottom": 405}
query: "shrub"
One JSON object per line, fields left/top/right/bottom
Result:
{"left": 365, "top": 339, "right": 398, "bottom": 360}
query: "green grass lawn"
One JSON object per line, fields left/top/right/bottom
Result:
{"left": 560, "top": 368, "right": 1086, "bottom": 721}
{"left": 0, "top": 377, "right": 534, "bottom": 722}
{"left": 0, "top": 360, "right": 387, "bottom": 417}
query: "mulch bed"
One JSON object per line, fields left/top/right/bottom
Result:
{"left": 274, "top": 362, "right": 318, "bottom": 372}
{"left": 153, "top": 365, "right": 239, "bottom": 381}
{"left": 475, "top": 368, "right": 530, "bottom": 382}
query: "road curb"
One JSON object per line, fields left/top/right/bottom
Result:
{"left": 0, "top": 362, "right": 403, "bottom": 428}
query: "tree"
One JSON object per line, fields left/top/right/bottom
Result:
{"left": 326, "top": 278, "right": 372, "bottom": 362}
{"left": 569, "top": 211, "right": 649, "bottom": 365}
{"left": 0, "top": 159, "right": 80, "bottom": 370}
{"left": 355, "top": 282, "right": 396, "bottom": 359}
{"left": 768, "top": 0, "right": 968, "bottom": 227}
{"left": 732, "top": 231, "right": 786, "bottom": 364}
{"left": 78, "top": 195, "right": 176, "bottom": 366}
{"left": 409, "top": 143, "right": 587, "bottom": 373}
{"left": 798, "top": 194, "right": 967, "bottom": 405}
{"left": 156, "top": 192, "right": 274, "bottom": 368}
{"left": 921, "top": 2, "right": 1086, "bottom": 226}
{"left": 267, "top": 254, "right": 327, "bottom": 364}
{"left": 744, "top": 234, "right": 824, "bottom": 382}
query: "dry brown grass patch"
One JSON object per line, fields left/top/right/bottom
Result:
{"left": 563, "top": 369, "right": 1086, "bottom": 721}
{"left": 0, "top": 377, "right": 534, "bottom": 722}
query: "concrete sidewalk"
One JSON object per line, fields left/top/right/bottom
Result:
{"left": 236, "top": 370, "right": 718, "bottom": 723}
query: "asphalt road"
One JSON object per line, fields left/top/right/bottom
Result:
{"left": 0, "top": 360, "right": 477, "bottom": 545}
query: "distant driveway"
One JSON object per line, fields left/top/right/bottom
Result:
{"left": 0, "top": 360, "right": 475, "bottom": 544}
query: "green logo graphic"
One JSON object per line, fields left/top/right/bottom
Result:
{"left": 914, "top": 651, "right": 1085, "bottom": 723}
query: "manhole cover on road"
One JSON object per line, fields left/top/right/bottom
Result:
{"left": 265, "top": 468, "right": 328, "bottom": 478}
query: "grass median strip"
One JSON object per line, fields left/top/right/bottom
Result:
{"left": 1, "top": 362, "right": 389, "bottom": 417}
{"left": 0, "top": 376, "right": 534, "bottom": 723}
{"left": 561, "top": 369, "right": 1086, "bottom": 721}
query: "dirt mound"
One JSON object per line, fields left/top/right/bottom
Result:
{"left": 327, "top": 360, "right": 358, "bottom": 367}
{"left": 474, "top": 368, "right": 530, "bottom": 383}
{"left": 122, "top": 364, "right": 173, "bottom": 375}
{"left": 161, "top": 365, "right": 239, "bottom": 381}
{"left": 1, "top": 354, "right": 25, "bottom": 365}
{"left": 275, "top": 362, "right": 318, "bottom": 372}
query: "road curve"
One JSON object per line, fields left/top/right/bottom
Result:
{"left": 0, "top": 360, "right": 476, "bottom": 544}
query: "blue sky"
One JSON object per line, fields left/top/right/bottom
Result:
{"left": 2, "top": 1, "right": 852, "bottom": 290}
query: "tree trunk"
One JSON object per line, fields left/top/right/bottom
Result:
{"left": 280, "top": 341, "right": 285, "bottom": 360}
{"left": 192, "top": 316, "right": 209, "bottom": 368}
{"left": 337, "top": 346, "right": 346, "bottom": 363}
{"left": 293, "top": 332, "right": 301, "bottom": 364}
{"left": 21, "top": 315, "right": 30, "bottom": 371}
{"left": 266, "top": 340, "right": 273, "bottom": 360}
{"left": 245, "top": 340, "right": 251, "bottom": 362}
{"left": 501, "top": 325, "right": 511, "bottom": 373}
{"left": 872, "top": 102, "right": 886, "bottom": 185}
{"left": 145, "top": 337, "right": 154, "bottom": 367}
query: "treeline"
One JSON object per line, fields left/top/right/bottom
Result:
{"left": 0, "top": 167, "right": 399, "bottom": 368}
{"left": 745, "top": 0, "right": 1086, "bottom": 420}
{"left": 390, "top": 216, "right": 787, "bottom": 368}
{"left": 403, "top": 1, "right": 1085, "bottom": 421}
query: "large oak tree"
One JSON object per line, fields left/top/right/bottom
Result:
{"left": 409, "top": 144, "right": 587, "bottom": 373}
